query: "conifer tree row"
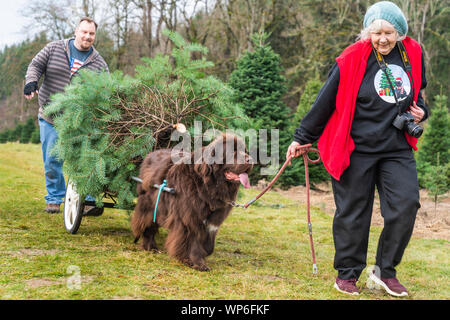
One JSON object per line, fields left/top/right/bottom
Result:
{"left": 0, "top": 117, "right": 40, "bottom": 144}
{"left": 416, "top": 95, "right": 450, "bottom": 189}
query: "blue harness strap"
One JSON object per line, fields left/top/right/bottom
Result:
{"left": 153, "top": 179, "right": 167, "bottom": 223}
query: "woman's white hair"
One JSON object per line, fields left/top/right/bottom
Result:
{"left": 358, "top": 19, "right": 406, "bottom": 41}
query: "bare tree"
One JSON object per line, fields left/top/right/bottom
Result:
{"left": 23, "top": 0, "right": 74, "bottom": 40}
{"left": 22, "top": 0, "right": 105, "bottom": 40}
{"left": 106, "top": 0, "right": 136, "bottom": 69}
{"left": 132, "top": 0, "right": 155, "bottom": 56}
{"left": 81, "top": 0, "right": 96, "bottom": 17}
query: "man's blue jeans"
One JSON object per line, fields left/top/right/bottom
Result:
{"left": 38, "top": 116, "right": 65, "bottom": 204}
{"left": 39, "top": 116, "right": 96, "bottom": 205}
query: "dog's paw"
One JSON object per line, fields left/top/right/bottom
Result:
{"left": 141, "top": 243, "right": 159, "bottom": 252}
{"left": 192, "top": 263, "right": 211, "bottom": 272}
{"left": 182, "top": 258, "right": 194, "bottom": 267}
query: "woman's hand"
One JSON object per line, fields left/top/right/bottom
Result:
{"left": 409, "top": 101, "right": 424, "bottom": 123}
{"left": 286, "top": 141, "right": 311, "bottom": 166}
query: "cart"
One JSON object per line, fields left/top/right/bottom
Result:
{"left": 64, "top": 180, "right": 115, "bottom": 234}
{"left": 63, "top": 177, "right": 175, "bottom": 234}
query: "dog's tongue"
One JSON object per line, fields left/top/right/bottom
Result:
{"left": 239, "top": 173, "right": 251, "bottom": 189}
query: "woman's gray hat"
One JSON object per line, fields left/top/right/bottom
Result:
{"left": 363, "top": 1, "right": 408, "bottom": 35}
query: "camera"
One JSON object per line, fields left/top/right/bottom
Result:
{"left": 392, "top": 112, "right": 423, "bottom": 138}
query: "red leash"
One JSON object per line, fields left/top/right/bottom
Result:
{"left": 302, "top": 148, "right": 320, "bottom": 274}
{"left": 234, "top": 144, "right": 321, "bottom": 274}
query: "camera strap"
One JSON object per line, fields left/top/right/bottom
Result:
{"left": 397, "top": 41, "right": 412, "bottom": 71}
{"left": 397, "top": 41, "right": 415, "bottom": 106}
{"left": 372, "top": 42, "right": 415, "bottom": 115}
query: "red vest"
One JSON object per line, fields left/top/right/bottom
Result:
{"left": 317, "top": 37, "right": 423, "bottom": 180}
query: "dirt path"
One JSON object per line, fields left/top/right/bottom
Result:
{"left": 274, "top": 182, "right": 450, "bottom": 241}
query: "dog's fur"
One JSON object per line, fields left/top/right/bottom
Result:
{"left": 131, "top": 134, "right": 253, "bottom": 271}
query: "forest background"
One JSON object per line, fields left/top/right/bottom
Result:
{"left": 0, "top": 0, "right": 448, "bottom": 190}
{"left": 1, "top": 0, "right": 448, "bottom": 126}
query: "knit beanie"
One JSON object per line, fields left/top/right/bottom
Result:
{"left": 363, "top": 1, "right": 408, "bottom": 36}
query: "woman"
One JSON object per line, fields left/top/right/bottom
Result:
{"left": 287, "top": 1, "right": 428, "bottom": 297}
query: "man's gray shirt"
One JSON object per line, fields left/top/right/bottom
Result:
{"left": 25, "top": 38, "right": 109, "bottom": 124}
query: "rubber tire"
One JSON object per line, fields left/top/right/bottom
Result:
{"left": 64, "top": 180, "right": 85, "bottom": 234}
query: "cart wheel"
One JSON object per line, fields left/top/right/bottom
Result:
{"left": 64, "top": 180, "right": 85, "bottom": 234}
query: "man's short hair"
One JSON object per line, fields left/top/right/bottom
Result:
{"left": 79, "top": 17, "right": 98, "bottom": 30}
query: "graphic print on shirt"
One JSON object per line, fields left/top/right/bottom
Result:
{"left": 70, "top": 57, "right": 84, "bottom": 74}
{"left": 374, "top": 64, "right": 410, "bottom": 103}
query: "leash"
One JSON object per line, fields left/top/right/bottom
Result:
{"left": 303, "top": 148, "right": 320, "bottom": 274}
{"left": 231, "top": 144, "right": 321, "bottom": 274}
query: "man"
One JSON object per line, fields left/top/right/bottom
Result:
{"left": 24, "top": 17, "right": 109, "bottom": 213}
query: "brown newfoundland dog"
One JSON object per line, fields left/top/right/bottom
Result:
{"left": 131, "top": 134, "right": 253, "bottom": 271}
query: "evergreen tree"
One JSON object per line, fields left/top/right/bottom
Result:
{"left": 9, "top": 123, "right": 24, "bottom": 142}
{"left": 30, "top": 127, "right": 41, "bottom": 144}
{"left": 423, "top": 153, "right": 449, "bottom": 214}
{"left": 417, "top": 95, "right": 450, "bottom": 186}
{"left": 229, "top": 33, "right": 291, "bottom": 184}
{"left": 135, "top": 29, "right": 248, "bottom": 134}
{"left": 229, "top": 33, "right": 290, "bottom": 131}
{"left": 19, "top": 117, "right": 36, "bottom": 143}
{"left": 0, "top": 130, "right": 9, "bottom": 143}
{"left": 3, "top": 129, "right": 12, "bottom": 143}
{"left": 292, "top": 79, "right": 323, "bottom": 128}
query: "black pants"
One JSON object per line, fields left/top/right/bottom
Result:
{"left": 331, "top": 150, "right": 420, "bottom": 280}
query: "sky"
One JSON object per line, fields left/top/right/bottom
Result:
{"left": 0, "top": 0, "right": 198, "bottom": 50}
{"left": 0, "top": 0, "right": 33, "bottom": 49}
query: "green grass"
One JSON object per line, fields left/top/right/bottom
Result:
{"left": 0, "top": 142, "right": 448, "bottom": 300}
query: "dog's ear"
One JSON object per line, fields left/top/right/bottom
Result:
{"left": 194, "top": 163, "right": 212, "bottom": 176}
{"left": 193, "top": 145, "right": 212, "bottom": 177}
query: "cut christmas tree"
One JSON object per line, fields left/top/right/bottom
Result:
{"left": 44, "top": 30, "right": 248, "bottom": 209}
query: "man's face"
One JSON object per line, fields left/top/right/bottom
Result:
{"left": 74, "top": 21, "right": 96, "bottom": 51}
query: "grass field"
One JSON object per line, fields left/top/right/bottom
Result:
{"left": 0, "top": 142, "right": 448, "bottom": 300}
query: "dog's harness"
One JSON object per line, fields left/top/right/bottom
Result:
{"left": 154, "top": 180, "right": 167, "bottom": 223}
{"left": 131, "top": 176, "right": 175, "bottom": 223}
